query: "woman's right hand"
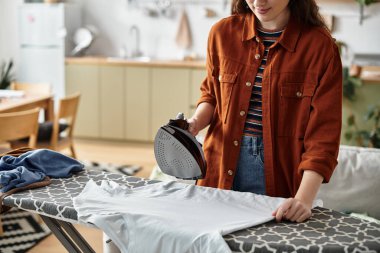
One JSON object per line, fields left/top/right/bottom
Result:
{"left": 186, "top": 102, "right": 215, "bottom": 137}
{"left": 187, "top": 117, "right": 200, "bottom": 136}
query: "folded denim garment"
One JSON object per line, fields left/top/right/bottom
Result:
{"left": 0, "top": 149, "right": 84, "bottom": 193}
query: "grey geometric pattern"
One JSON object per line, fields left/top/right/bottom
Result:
{"left": 3, "top": 170, "right": 380, "bottom": 252}
{"left": 2, "top": 170, "right": 157, "bottom": 222}
{"left": 224, "top": 207, "right": 380, "bottom": 252}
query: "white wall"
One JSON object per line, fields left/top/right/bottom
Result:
{"left": 1, "top": 0, "right": 380, "bottom": 75}
{"left": 70, "top": 0, "right": 229, "bottom": 60}
{"left": 72, "top": 1, "right": 380, "bottom": 59}
{"left": 0, "top": 0, "right": 23, "bottom": 71}
{"left": 320, "top": 2, "right": 380, "bottom": 55}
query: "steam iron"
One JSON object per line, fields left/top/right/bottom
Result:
{"left": 154, "top": 113, "right": 206, "bottom": 180}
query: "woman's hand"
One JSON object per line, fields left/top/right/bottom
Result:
{"left": 186, "top": 102, "right": 215, "bottom": 136}
{"left": 272, "top": 197, "right": 312, "bottom": 223}
{"left": 272, "top": 170, "right": 323, "bottom": 223}
{"left": 187, "top": 117, "right": 200, "bottom": 136}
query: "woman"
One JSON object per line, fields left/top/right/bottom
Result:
{"left": 187, "top": 0, "right": 342, "bottom": 223}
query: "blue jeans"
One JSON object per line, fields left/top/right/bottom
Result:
{"left": 232, "top": 136, "right": 266, "bottom": 195}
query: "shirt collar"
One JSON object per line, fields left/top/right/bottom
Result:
{"left": 242, "top": 13, "right": 301, "bottom": 52}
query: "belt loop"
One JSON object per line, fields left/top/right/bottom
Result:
{"left": 252, "top": 136, "right": 258, "bottom": 155}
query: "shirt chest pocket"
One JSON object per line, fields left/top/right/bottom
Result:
{"left": 216, "top": 71, "right": 238, "bottom": 123}
{"left": 278, "top": 82, "right": 317, "bottom": 137}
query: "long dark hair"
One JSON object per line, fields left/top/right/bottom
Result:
{"left": 231, "top": 0, "right": 328, "bottom": 29}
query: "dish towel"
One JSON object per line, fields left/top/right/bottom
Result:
{"left": 175, "top": 9, "right": 192, "bottom": 49}
{"left": 73, "top": 180, "right": 286, "bottom": 253}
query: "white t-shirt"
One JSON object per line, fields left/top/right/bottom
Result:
{"left": 73, "top": 180, "right": 286, "bottom": 253}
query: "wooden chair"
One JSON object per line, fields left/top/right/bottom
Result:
{"left": 10, "top": 82, "right": 51, "bottom": 95}
{"left": 10, "top": 93, "right": 81, "bottom": 158}
{"left": 0, "top": 108, "right": 40, "bottom": 150}
{"left": 0, "top": 108, "right": 40, "bottom": 235}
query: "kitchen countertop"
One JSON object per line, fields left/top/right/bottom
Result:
{"left": 359, "top": 66, "right": 380, "bottom": 83}
{"left": 352, "top": 54, "right": 380, "bottom": 83}
{"left": 66, "top": 57, "right": 380, "bottom": 83}
{"left": 65, "top": 57, "right": 206, "bottom": 69}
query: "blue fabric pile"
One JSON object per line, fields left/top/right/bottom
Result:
{"left": 0, "top": 149, "right": 84, "bottom": 193}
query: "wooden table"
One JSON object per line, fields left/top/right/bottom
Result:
{"left": 0, "top": 94, "right": 54, "bottom": 121}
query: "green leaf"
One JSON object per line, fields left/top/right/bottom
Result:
{"left": 356, "top": 0, "right": 376, "bottom": 5}
{"left": 0, "top": 59, "right": 14, "bottom": 89}
{"left": 349, "top": 77, "right": 362, "bottom": 87}
{"left": 374, "top": 137, "right": 380, "bottom": 149}
{"left": 374, "top": 107, "right": 380, "bottom": 123}
{"left": 342, "top": 67, "right": 349, "bottom": 79}
{"left": 347, "top": 114, "right": 356, "bottom": 126}
{"left": 343, "top": 82, "right": 356, "bottom": 101}
{"left": 358, "top": 130, "right": 371, "bottom": 140}
{"left": 345, "top": 131, "right": 353, "bottom": 141}
{"left": 365, "top": 107, "right": 375, "bottom": 121}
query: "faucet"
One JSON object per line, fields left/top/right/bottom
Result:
{"left": 129, "top": 25, "right": 142, "bottom": 58}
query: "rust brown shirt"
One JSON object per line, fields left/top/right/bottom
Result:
{"left": 196, "top": 13, "right": 342, "bottom": 198}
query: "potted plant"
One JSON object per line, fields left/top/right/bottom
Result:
{"left": 345, "top": 105, "right": 380, "bottom": 148}
{"left": 356, "top": 0, "right": 377, "bottom": 25}
{"left": 0, "top": 59, "right": 14, "bottom": 90}
{"left": 343, "top": 66, "right": 362, "bottom": 102}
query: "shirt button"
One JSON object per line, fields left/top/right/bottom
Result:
{"left": 227, "top": 170, "right": 233, "bottom": 176}
{"left": 218, "top": 75, "right": 222, "bottom": 82}
{"left": 233, "top": 140, "right": 239, "bottom": 146}
{"left": 255, "top": 54, "right": 261, "bottom": 60}
{"left": 246, "top": 81, "right": 252, "bottom": 87}
{"left": 240, "top": 111, "right": 245, "bottom": 116}
{"left": 256, "top": 37, "right": 260, "bottom": 43}
{"left": 296, "top": 91, "right": 302, "bottom": 97}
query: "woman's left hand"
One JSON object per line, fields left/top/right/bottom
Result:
{"left": 272, "top": 198, "right": 312, "bottom": 223}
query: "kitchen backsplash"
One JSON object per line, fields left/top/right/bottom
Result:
{"left": 69, "top": 0, "right": 380, "bottom": 60}
{"left": 69, "top": 0, "right": 229, "bottom": 60}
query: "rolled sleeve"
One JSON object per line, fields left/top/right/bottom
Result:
{"left": 298, "top": 45, "right": 342, "bottom": 183}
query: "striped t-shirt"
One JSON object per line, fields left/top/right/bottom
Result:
{"left": 243, "top": 29, "right": 283, "bottom": 136}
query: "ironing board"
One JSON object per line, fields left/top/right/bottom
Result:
{"left": 2, "top": 170, "right": 380, "bottom": 253}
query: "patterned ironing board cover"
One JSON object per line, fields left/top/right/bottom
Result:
{"left": 3, "top": 170, "right": 380, "bottom": 252}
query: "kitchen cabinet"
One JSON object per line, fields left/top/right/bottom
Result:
{"left": 66, "top": 64, "right": 100, "bottom": 138}
{"left": 151, "top": 67, "right": 191, "bottom": 140}
{"left": 100, "top": 66, "right": 124, "bottom": 139}
{"left": 125, "top": 66, "right": 151, "bottom": 141}
{"left": 190, "top": 69, "right": 208, "bottom": 137}
{"left": 66, "top": 60, "right": 206, "bottom": 142}
{"left": 190, "top": 69, "right": 206, "bottom": 115}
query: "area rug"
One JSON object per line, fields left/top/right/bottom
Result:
{"left": 82, "top": 160, "right": 142, "bottom": 176}
{"left": 0, "top": 162, "right": 141, "bottom": 253}
{"left": 0, "top": 209, "right": 51, "bottom": 253}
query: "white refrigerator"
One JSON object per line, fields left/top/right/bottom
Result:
{"left": 18, "top": 3, "right": 80, "bottom": 99}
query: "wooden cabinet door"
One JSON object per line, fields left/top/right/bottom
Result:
{"left": 151, "top": 67, "right": 190, "bottom": 140}
{"left": 190, "top": 69, "right": 209, "bottom": 138}
{"left": 65, "top": 64, "right": 100, "bottom": 138}
{"left": 190, "top": 69, "right": 206, "bottom": 115}
{"left": 99, "top": 66, "right": 124, "bottom": 139}
{"left": 125, "top": 66, "right": 151, "bottom": 141}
